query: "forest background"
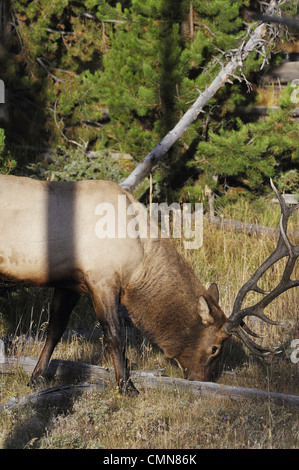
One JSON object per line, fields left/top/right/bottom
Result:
{"left": 0, "top": 0, "right": 298, "bottom": 206}
{"left": 0, "top": 0, "right": 299, "bottom": 450}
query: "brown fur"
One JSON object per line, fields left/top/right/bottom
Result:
{"left": 0, "top": 175, "right": 229, "bottom": 391}
{"left": 122, "top": 237, "right": 229, "bottom": 380}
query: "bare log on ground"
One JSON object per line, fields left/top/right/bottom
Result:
{"left": 1, "top": 356, "right": 298, "bottom": 411}
{"left": 0, "top": 355, "right": 163, "bottom": 383}
{"left": 0, "top": 383, "right": 105, "bottom": 412}
{"left": 207, "top": 216, "right": 299, "bottom": 239}
{"left": 138, "top": 374, "right": 299, "bottom": 408}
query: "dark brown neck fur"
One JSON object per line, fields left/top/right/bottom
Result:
{"left": 121, "top": 237, "right": 208, "bottom": 358}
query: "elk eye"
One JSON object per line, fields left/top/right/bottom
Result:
{"left": 211, "top": 346, "right": 218, "bottom": 355}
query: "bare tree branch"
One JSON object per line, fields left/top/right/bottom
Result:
{"left": 120, "top": 21, "right": 271, "bottom": 192}
{"left": 250, "top": 13, "right": 299, "bottom": 31}
{"left": 36, "top": 58, "right": 65, "bottom": 83}
{"left": 120, "top": 3, "right": 290, "bottom": 193}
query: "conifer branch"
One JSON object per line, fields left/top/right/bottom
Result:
{"left": 119, "top": 5, "right": 281, "bottom": 193}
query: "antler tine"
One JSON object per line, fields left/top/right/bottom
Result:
{"left": 240, "top": 320, "right": 266, "bottom": 338}
{"left": 231, "top": 180, "right": 298, "bottom": 319}
{"left": 225, "top": 180, "right": 299, "bottom": 355}
{"left": 270, "top": 178, "right": 299, "bottom": 218}
{"left": 252, "top": 286, "right": 270, "bottom": 295}
{"left": 230, "top": 247, "right": 289, "bottom": 320}
{"left": 270, "top": 178, "right": 299, "bottom": 257}
{"left": 233, "top": 327, "right": 282, "bottom": 357}
{"left": 270, "top": 178, "right": 286, "bottom": 211}
{"left": 233, "top": 304, "right": 286, "bottom": 326}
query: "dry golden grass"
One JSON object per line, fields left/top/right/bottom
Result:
{"left": 255, "top": 81, "right": 283, "bottom": 106}
{"left": 0, "top": 198, "right": 298, "bottom": 449}
{"left": 1, "top": 379, "right": 298, "bottom": 449}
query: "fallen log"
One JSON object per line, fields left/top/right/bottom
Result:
{"left": 0, "top": 355, "right": 163, "bottom": 383}
{"left": 137, "top": 375, "right": 299, "bottom": 408}
{"left": 207, "top": 216, "right": 299, "bottom": 239}
{"left": 1, "top": 355, "right": 298, "bottom": 411}
{"left": 0, "top": 383, "right": 105, "bottom": 412}
{"left": 0, "top": 355, "right": 112, "bottom": 382}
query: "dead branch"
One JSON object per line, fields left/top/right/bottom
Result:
{"left": 0, "top": 383, "right": 105, "bottom": 412}
{"left": 36, "top": 58, "right": 65, "bottom": 83}
{"left": 0, "top": 355, "right": 163, "bottom": 383}
{"left": 0, "top": 355, "right": 111, "bottom": 382}
{"left": 120, "top": 13, "right": 274, "bottom": 193}
{"left": 207, "top": 216, "right": 299, "bottom": 239}
{"left": 52, "top": 100, "right": 87, "bottom": 150}
{"left": 249, "top": 12, "right": 299, "bottom": 31}
{"left": 1, "top": 355, "right": 298, "bottom": 411}
{"left": 137, "top": 374, "right": 299, "bottom": 408}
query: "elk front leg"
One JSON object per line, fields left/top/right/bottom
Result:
{"left": 29, "top": 287, "right": 80, "bottom": 387}
{"left": 90, "top": 285, "right": 138, "bottom": 395}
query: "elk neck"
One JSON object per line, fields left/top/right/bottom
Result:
{"left": 121, "top": 236, "right": 210, "bottom": 358}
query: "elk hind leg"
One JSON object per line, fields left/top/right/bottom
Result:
{"left": 29, "top": 287, "right": 80, "bottom": 387}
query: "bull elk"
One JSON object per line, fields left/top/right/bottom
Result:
{"left": 0, "top": 175, "right": 298, "bottom": 393}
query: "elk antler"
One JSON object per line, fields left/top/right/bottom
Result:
{"left": 224, "top": 179, "right": 299, "bottom": 356}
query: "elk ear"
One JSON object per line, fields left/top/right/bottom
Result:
{"left": 207, "top": 282, "right": 219, "bottom": 304}
{"left": 198, "top": 295, "right": 214, "bottom": 326}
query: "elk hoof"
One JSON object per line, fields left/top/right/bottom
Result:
{"left": 28, "top": 374, "right": 47, "bottom": 389}
{"left": 119, "top": 379, "right": 139, "bottom": 396}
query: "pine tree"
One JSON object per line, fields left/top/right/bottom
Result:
{"left": 97, "top": 0, "right": 263, "bottom": 198}
{"left": 188, "top": 85, "right": 299, "bottom": 198}
{"left": 97, "top": 1, "right": 187, "bottom": 155}
{"left": 1, "top": 0, "right": 297, "bottom": 199}
{"left": 2, "top": 0, "right": 107, "bottom": 160}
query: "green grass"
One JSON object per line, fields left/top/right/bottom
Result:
{"left": 0, "top": 196, "right": 298, "bottom": 449}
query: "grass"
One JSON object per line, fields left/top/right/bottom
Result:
{"left": 1, "top": 382, "right": 298, "bottom": 449}
{"left": 0, "top": 197, "right": 298, "bottom": 449}
{"left": 255, "top": 81, "right": 283, "bottom": 107}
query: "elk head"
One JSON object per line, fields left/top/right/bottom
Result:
{"left": 182, "top": 180, "right": 299, "bottom": 382}
{"left": 174, "top": 282, "right": 230, "bottom": 382}
{"left": 223, "top": 179, "right": 299, "bottom": 363}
